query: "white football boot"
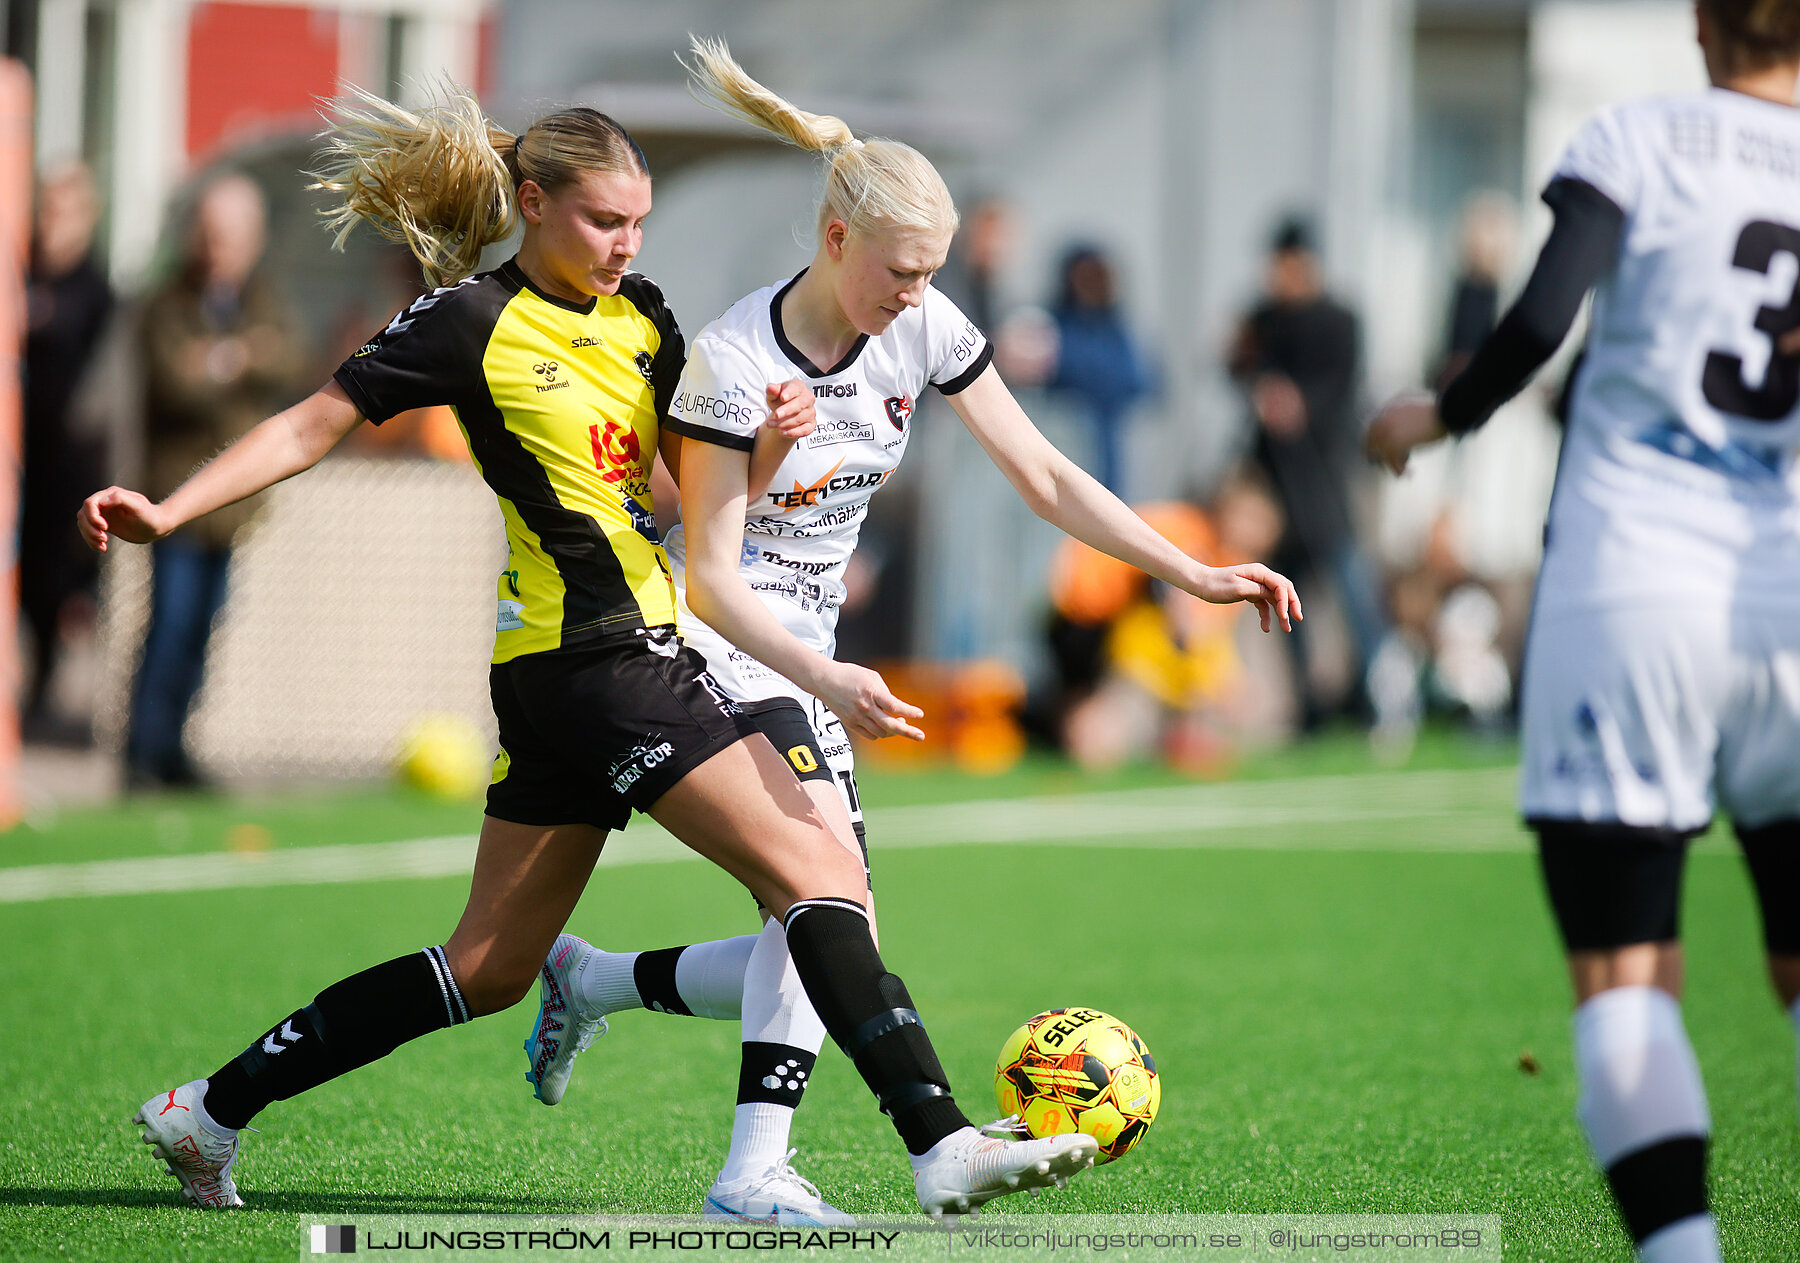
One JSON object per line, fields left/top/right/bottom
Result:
{"left": 524, "top": 933, "right": 608, "bottom": 1105}
{"left": 912, "top": 1125, "right": 1098, "bottom": 1220}
{"left": 132, "top": 1080, "right": 244, "bottom": 1208}
{"left": 703, "top": 1150, "right": 855, "bottom": 1226}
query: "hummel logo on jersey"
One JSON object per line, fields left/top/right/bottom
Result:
{"left": 262, "top": 1019, "right": 302, "bottom": 1056}
{"left": 570, "top": 335, "right": 601, "bottom": 348}
{"left": 884, "top": 395, "right": 913, "bottom": 431}
{"left": 533, "top": 361, "right": 569, "bottom": 392}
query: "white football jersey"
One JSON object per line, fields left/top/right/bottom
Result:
{"left": 1544, "top": 88, "right": 1800, "bottom": 610}
{"left": 662, "top": 272, "right": 990, "bottom": 702}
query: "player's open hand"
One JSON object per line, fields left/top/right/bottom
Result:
{"left": 77, "top": 487, "right": 172, "bottom": 553}
{"left": 765, "top": 379, "right": 817, "bottom": 440}
{"left": 1365, "top": 391, "right": 1447, "bottom": 475}
{"left": 1192, "top": 563, "right": 1302, "bottom": 633}
{"left": 816, "top": 660, "right": 925, "bottom": 742}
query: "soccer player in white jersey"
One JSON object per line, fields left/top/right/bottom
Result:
{"left": 521, "top": 37, "right": 1302, "bottom": 1223}
{"left": 1367, "top": 4, "right": 1800, "bottom": 1259}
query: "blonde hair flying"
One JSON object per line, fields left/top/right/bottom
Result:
{"left": 311, "top": 83, "right": 648, "bottom": 287}
{"left": 681, "top": 36, "right": 958, "bottom": 241}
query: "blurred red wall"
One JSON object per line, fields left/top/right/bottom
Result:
{"left": 187, "top": 2, "right": 340, "bottom": 161}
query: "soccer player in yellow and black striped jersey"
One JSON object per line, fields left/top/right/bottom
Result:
{"left": 336, "top": 259, "right": 683, "bottom": 661}
{"left": 81, "top": 82, "right": 1089, "bottom": 1217}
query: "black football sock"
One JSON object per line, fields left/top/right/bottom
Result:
{"left": 632, "top": 946, "right": 696, "bottom": 1016}
{"left": 781, "top": 898, "right": 970, "bottom": 1155}
{"left": 202, "top": 946, "right": 471, "bottom": 1130}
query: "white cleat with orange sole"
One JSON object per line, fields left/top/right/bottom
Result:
{"left": 912, "top": 1125, "right": 1098, "bottom": 1221}
{"left": 132, "top": 1080, "right": 244, "bottom": 1208}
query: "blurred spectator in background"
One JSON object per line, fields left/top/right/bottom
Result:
{"left": 1045, "top": 480, "right": 1284, "bottom": 773}
{"left": 935, "top": 197, "right": 1015, "bottom": 336}
{"left": 125, "top": 172, "right": 304, "bottom": 788}
{"left": 1048, "top": 245, "right": 1150, "bottom": 496}
{"left": 1437, "top": 193, "right": 1517, "bottom": 389}
{"left": 22, "top": 162, "right": 114, "bottom": 744}
{"left": 1228, "top": 216, "right": 1392, "bottom": 735}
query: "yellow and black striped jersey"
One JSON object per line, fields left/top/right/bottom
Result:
{"left": 335, "top": 259, "right": 684, "bottom": 663}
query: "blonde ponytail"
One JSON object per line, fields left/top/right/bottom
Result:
{"left": 312, "top": 85, "right": 650, "bottom": 287}
{"left": 682, "top": 36, "right": 958, "bottom": 240}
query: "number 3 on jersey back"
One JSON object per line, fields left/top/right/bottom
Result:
{"left": 1703, "top": 219, "right": 1800, "bottom": 421}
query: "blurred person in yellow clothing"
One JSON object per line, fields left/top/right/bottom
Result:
{"left": 1049, "top": 486, "right": 1283, "bottom": 772}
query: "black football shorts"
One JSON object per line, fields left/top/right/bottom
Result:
{"left": 487, "top": 628, "right": 747, "bottom": 832}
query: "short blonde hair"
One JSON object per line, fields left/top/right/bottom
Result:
{"left": 311, "top": 84, "right": 648, "bottom": 286}
{"left": 682, "top": 36, "right": 958, "bottom": 243}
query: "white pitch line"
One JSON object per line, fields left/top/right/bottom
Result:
{"left": 0, "top": 766, "right": 1525, "bottom": 905}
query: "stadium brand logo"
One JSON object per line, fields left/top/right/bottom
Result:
{"left": 884, "top": 395, "right": 912, "bottom": 431}
{"left": 533, "top": 361, "right": 569, "bottom": 392}
{"left": 815, "top": 382, "right": 858, "bottom": 397}
{"left": 310, "top": 1225, "right": 356, "bottom": 1254}
{"left": 570, "top": 335, "right": 601, "bottom": 348}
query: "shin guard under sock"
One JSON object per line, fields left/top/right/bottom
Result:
{"left": 782, "top": 897, "right": 969, "bottom": 1154}
{"left": 202, "top": 946, "right": 470, "bottom": 1130}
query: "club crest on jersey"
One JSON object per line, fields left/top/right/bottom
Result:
{"left": 634, "top": 351, "right": 654, "bottom": 383}
{"left": 884, "top": 395, "right": 913, "bottom": 431}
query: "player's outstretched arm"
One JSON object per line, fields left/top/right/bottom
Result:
{"left": 680, "top": 437, "right": 924, "bottom": 741}
{"left": 946, "top": 365, "right": 1301, "bottom": 632}
{"left": 77, "top": 383, "right": 365, "bottom": 552}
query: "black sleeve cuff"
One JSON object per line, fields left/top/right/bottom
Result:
{"left": 331, "top": 366, "right": 388, "bottom": 426}
{"left": 664, "top": 417, "right": 756, "bottom": 452}
{"left": 934, "top": 341, "right": 994, "bottom": 395}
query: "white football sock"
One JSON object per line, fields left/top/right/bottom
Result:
{"left": 674, "top": 935, "right": 757, "bottom": 1021}
{"left": 1573, "top": 986, "right": 1716, "bottom": 1262}
{"left": 1638, "top": 1216, "right": 1721, "bottom": 1263}
{"left": 575, "top": 948, "right": 642, "bottom": 1016}
{"left": 716, "top": 918, "right": 828, "bottom": 1185}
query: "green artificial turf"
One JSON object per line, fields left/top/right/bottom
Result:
{"left": 1, "top": 738, "right": 1794, "bottom": 1261}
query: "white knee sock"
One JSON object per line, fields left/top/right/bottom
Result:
{"left": 674, "top": 936, "right": 756, "bottom": 1021}
{"left": 1573, "top": 986, "right": 1717, "bottom": 1263}
{"left": 575, "top": 937, "right": 755, "bottom": 1019}
{"left": 716, "top": 917, "right": 828, "bottom": 1187}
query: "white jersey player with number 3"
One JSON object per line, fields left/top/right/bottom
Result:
{"left": 531, "top": 36, "right": 1302, "bottom": 1225}
{"left": 1366, "top": 5, "right": 1800, "bottom": 1260}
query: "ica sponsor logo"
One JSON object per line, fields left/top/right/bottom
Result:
{"left": 589, "top": 419, "right": 642, "bottom": 485}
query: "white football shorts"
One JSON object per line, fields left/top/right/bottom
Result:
{"left": 1519, "top": 597, "right": 1800, "bottom": 832}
